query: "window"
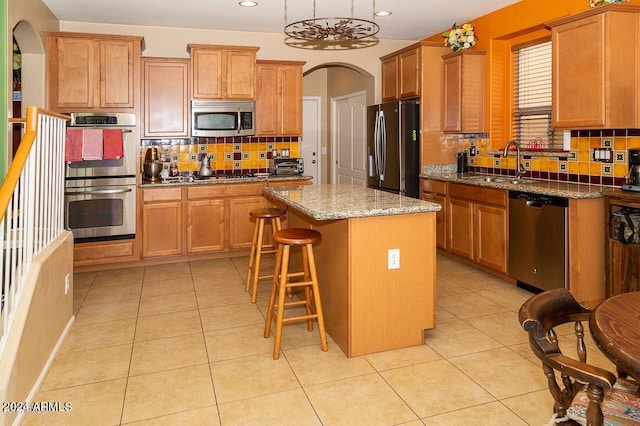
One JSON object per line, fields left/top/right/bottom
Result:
{"left": 512, "top": 40, "right": 562, "bottom": 150}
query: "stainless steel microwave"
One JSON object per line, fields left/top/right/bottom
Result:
{"left": 191, "top": 100, "right": 255, "bottom": 137}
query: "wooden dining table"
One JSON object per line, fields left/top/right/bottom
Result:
{"left": 590, "top": 291, "right": 640, "bottom": 381}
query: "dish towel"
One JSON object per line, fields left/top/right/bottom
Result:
{"left": 103, "top": 129, "right": 124, "bottom": 160}
{"left": 65, "top": 129, "right": 83, "bottom": 162}
{"left": 82, "top": 128, "right": 103, "bottom": 160}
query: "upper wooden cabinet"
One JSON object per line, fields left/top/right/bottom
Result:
{"left": 188, "top": 44, "right": 259, "bottom": 100}
{"left": 442, "top": 50, "right": 485, "bottom": 133}
{"left": 45, "top": 32, "right": 143, "bottom": 112}
{"left": 546, "top": 5, "right": 640, "bottom": 129}
{"left": 142, "top": 57, "right": 190, "bottom": 138}
{"left": 380, "top": 45, "right": 421, "bottom": 101}
{"left": 255, "top": 60, "right": 305, "bottom": 136}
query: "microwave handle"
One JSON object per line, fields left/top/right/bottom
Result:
{"left": 237, "top": 108, "right": 241, "bottom": 135}
{"left": 65, "top": 188, "right": 133, "bottom": 195}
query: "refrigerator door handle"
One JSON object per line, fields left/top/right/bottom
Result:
{"left": 373, "top": 110, "right": 380, "bottom": 177}
{"left": 379, "top": 112, "right": 386, "bottom": 181}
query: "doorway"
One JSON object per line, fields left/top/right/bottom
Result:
{"left": 301, "top": 96, "right": 322, "bottom": 184}
{"left": 331, "top": 90, "right": 367, "bottom": 186}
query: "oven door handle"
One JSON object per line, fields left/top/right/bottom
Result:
{"left": 65, "top": 188, "right": 133, "bottom": 195}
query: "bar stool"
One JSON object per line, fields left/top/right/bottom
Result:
{"left": 245, "top": 208, "right": 286, "bottom": 303}
{"left": 264, "top": 228, "right": 328, "bottom": 360}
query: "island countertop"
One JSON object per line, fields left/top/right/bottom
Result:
{"left": 263, "top": 184, "right": 442, "bottom": 221}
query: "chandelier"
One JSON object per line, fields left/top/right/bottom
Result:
{"left": 284, "top": 0, "right": 380, "bottom": 46}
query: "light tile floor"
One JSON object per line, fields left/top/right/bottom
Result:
{"left": 22, "top": 253, "right": 616, "bottom": 425}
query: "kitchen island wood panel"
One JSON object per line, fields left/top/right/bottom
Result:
{"left": 264, "top": 184, "right": 440, "bottom": 357}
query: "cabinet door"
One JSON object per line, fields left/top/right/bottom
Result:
{"left": 255, "top": 63, "right": 280, "bottom": 136}
{"left": 381, "top": 56, "right": 399, "bottom": 102}
{"left": 475, "top": 203, "right": 507, "bottom": 273}
{"left": 100, "top": 40, "right": 135, "bottom": 109}
{"left": 226, "top": 49, "right": 256, "bottom": 99}
{"left": 142, "top": 201, "right": 182, "bottom": 257}
{"left": 187, "top": 199, "right": 225, "bottom": 253}
{"left": 192, "top": 49, "right": 223, "bottom": 99}
{"left": 447, "top": 197, "right": 473, "bottom": 260}
{"left": 143, "top": 58, "right": 190, "bottom": 138}
{"left": 229, "top": 196, "right": 265, "bottom": 249}
{"left": 280, "top": 65, "right": 303, "bottom": 136}
{"left": 442, "top": 55, "right": 462, "bottom": 132}
{"left": 50, "top": 37, "right": 96, "bottom": 109}
{"left": 422, "top": 192, "right": 446, "bottom": 249}
{"left": 399, "top": 48, "right": 420, "bottom": 99}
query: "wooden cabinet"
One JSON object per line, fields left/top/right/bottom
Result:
{"left": 447, "top": 183, "right": 507, "bottom": 273}
{"left": 420, "top": 179, "right": 447, "bottom": 249}
{"left": 604, "top": 193, "right": 640, "bottom": 298}
{"left": 186, "top": 199, "right": 225, "bottom": 253}
{"left": 45, "top": 32, "right": 143, "bottom": 112}
{"left": 142, "top": 187, "right": 183, "bottom": 257}
{"left": 142, "top": 57, "right": 190, "bottom": 138}
{"left": 73, "top": 239, "right": 140, "bottom": 267}
{"left": 547, "top": 5, "right": 640, "bottom": 129}
{"left": 229, "top": 196, "right": 266, "bottom": 249}
{"left": 188, "top": 44, "right": 259, "bottom": 100}
{"left": 442, "top": 50, "right": 485, "bottom": 133}
{"left": 380, "top": 45, "right": 420, "bottom": 101}
{"left": 255, "top": 60, "right": 305, "bottom": 136}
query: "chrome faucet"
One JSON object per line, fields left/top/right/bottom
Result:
{"left": 502, "top": 140, "right": 526, "bottom": 179}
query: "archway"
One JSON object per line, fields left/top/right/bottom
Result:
{"left": 302, "top": 63, "right": 374, "bottom": 184}
{"left": 11, "top": 20, "right": 46, "bottom": 156}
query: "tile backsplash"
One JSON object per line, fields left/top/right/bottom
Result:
{"left": 140, "top": 136, "right": 300, "bottom": 175}
{"left": 458, "top": 129, "right": 640, "bottom": 186}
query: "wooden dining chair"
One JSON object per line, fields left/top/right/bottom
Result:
{"left": 519, "top": 288, "right": 640, "bottom": 425}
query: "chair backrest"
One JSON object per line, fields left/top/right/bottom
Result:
{"left": 519, "top": 288, "right": 617, "bottom": 424}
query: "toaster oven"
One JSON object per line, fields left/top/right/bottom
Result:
{"left": 269, "top": 158, "right": 304, "bottom": 175}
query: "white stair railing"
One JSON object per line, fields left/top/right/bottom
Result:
{"left": 0, "top": 106, "right": 68, "bottom": 356}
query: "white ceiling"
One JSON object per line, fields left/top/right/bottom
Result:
{"left": 41, "top": 0, "right": 521, "bottom": 41}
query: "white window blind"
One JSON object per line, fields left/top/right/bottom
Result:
{"left": 512, "top": 40, "right": 562, "bottom": 150}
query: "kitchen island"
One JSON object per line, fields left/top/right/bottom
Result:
{"left": 263, "top": 184, "right": 442, "bottom": 357}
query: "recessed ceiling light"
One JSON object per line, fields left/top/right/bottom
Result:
{"left": 239, "top": 1, "right": 258, "bottom": 7}
{"left": 375, "top": 10, "right": 392, "bottom": 17}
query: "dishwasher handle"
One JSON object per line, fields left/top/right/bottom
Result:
{"left": 509, "top": 190, "right": 568, "bottom": 208}
{"left": 525, "top": 200, "right": 544, "bottom": 208}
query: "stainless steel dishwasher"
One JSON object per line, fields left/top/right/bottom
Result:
{"left": 508, "top": 191, "right": 568, "bottom": 293}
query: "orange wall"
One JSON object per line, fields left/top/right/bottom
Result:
{"left": 424, "top": 0, "right": 640, "bottom": 47}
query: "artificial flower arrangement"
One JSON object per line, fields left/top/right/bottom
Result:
{"left": 589, "top": 0, "right": 629, "bottom": 7}
{"left": 442, "top": 23, "right": 476, "bottom": 52}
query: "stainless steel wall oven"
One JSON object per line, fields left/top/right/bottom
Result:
{"left": 64, "top": 112, "right": 137, "bottom": 242}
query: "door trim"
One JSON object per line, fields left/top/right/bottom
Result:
{"left": 303, "top": 96, "right": 322, "bottom": 184}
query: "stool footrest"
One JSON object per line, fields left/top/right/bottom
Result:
{"left": 281, "top": 314, "right": 318, "bottom": 324}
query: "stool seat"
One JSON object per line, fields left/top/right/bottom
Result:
{"left": 264, "top": 227, "right": 328, "bottom": 359}
{"left": 250, "top": 208, "right": 286, "bottom": 219}
{"left": 273, "top": 228, "right": 321, "bottom": 246}
{"left": 245, "top": 208, "right": 286, "bottom": 303}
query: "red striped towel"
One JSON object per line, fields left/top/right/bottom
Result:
{"left": 65, "top": 129, "right": 83, "bottom": 162}
{"left": 103, "top": 129, "right": 123, "bottom": 160}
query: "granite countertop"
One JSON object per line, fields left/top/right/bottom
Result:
{"left": 263, "top": 184, "right": 442, "bottom": 221}
{"left": 139, "top": 174, "right": 312, "bottom": 188}
{"left": 420, "top": 171, "right": 607, "bottom": 199}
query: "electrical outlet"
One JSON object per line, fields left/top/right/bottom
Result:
{"left": 64, "top": 273, "right": 70, "bottom": 295}
{"left": 388, "top": 248, "right": 400, "bottom": 270}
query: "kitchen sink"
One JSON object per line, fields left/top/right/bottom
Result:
{"left": 468, "top": 175, "right": 535, "bottom": 185}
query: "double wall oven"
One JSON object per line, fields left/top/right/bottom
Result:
{"left": 64, "top": 112, "right": 137, "bottom": 242}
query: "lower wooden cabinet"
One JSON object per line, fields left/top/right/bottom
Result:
{"left": 142, "top": 187, "right": 183, "bottom": 257}
{"left": 605, "top": 194, "right": 640, "bottom": 298}
{"left": 447, "top": 183, "right": 508, "bottom": 274}
{"left": 187, "top": 199, "right": 225, "bottom": 253}
{"left": 229, "top": 196, "right": 266, "bottom": 249}
{"left": 420, "top": 179, "right": 447, "bottom": 249}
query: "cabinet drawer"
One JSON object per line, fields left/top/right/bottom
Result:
{"left": 421, "top": 179, "right": 447, "bottom": 195}
{"left": 74, "top": 240, "right": 135, "bottom": 261}
{"left": 143, "top": 187, "right": 182, "bottom": 202}
{"left": 188, "top": 182, "right": 266, "bottom": 199}
{"left": 448, "top": 183, "right": 506, "bottom": 207}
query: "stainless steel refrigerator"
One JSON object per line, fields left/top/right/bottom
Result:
{"left": 367, "top": 99, "right": 420, "bottom": 198}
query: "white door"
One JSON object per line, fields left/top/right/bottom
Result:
{"left": 331, "top": 91, "right": 367, "bottom": 186}
{"left": 302, "top": 96, "right": 321, "bottom": 184}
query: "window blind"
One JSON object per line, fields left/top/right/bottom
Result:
{"left": 512, "top": 40, "right": 562, "bottom": 150}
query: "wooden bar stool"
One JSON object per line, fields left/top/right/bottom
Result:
{"left": 264, "top": 228, "right": 328, "bottom": 360}
{"left": 245, "top": 208, "right": 286, "bottom": 303}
